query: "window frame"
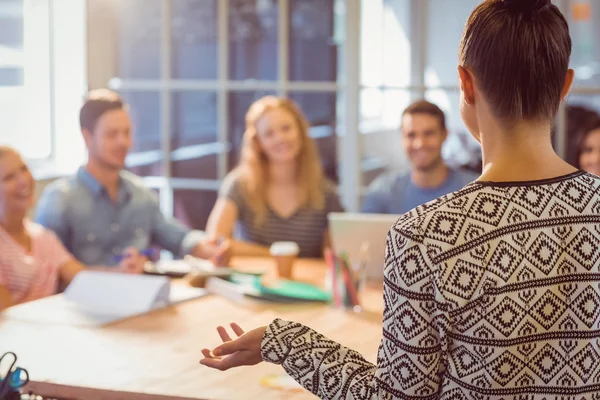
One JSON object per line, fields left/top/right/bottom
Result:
{"left": 102, "top": 0, "right": 362, "bottom": 216}
{"left": 24, "top": 0, "right": 87, "bottom": 181}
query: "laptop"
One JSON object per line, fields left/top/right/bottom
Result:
{"left": 327, "top": 212, "right": 401, "bottom": 280}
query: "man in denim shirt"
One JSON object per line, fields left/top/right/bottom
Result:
{"left": 35, "top": 89, "right": 231, "bottom": 267}
{"left": 361, "top": 100, "right": 478, "bottom": 215}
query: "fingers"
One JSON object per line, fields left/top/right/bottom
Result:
{"left": 200, "top": 353, "right": 245, "bottom": 371}
{"left": 121, "top": 256, "right": 146, "bottom": 274}
{"left": 200, "top": 357, "right": 229, "bottom": 370}
{"left": 217, "top": 326, "right": 233, "bottom": 343}
{"left": 200, "top": 347, "right": 230, "bottom": 370}
{"left": 122, "top": 246, "right": 139, "bottom": 258}
{"left": 212, "top": 249, "right": 225, "bottom": 266}
{"left": 216, "top": 323, "right": 244, "bottom": 343}
{"left": 118, "top": 247, "right": 146, "bottom": 274}
{"left": 199, "top": 325, "right": 265, "bottom": 371}
{"left": 230, "top": 323, "right": 245, "bottom": 337}
{"left": 201, "top": 348, "right": 216, "bottom": 359}
{"left": 214, "top": 243, "right": 232, "bottom": 266}
{"left": 214, "top": 323, "right": 246, "bottom": 355}
{"left": 213, "top": 337, "right": 243, "bottom": 357}
{"left": 203, "top": 238, "right": 219, "bottom": 247}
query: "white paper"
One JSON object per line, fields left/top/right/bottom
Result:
{"left": 5, "top": 276, "right": 208, "bottom": 327}
{"left": 147, "top": 257, "right": 231, "bottom": 277}
{"left": 4, "top": 295, "right": 123, "bottom": 326}
{"left": 64, "top": 271, "right": 170, "bottom": 316}
{"left": 168, "top": 285, "right": 207, "bottom": 304}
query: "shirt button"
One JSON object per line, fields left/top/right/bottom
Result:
{"left": 113, "top": 246, "right": 121, "bottom": 255}
{"left": 111, "top": 223, "right": 120, "bottom": 232}
{"left": 87, "top": 233, "right": 96, "bottom": 242}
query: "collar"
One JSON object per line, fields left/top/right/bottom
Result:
{"left": 76, "top": 167, "right": 132, "bottom": 203}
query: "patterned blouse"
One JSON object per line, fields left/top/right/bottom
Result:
{"left": 260, "top": 171, "right": 600, "bottom": 399}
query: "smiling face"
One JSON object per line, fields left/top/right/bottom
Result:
{"left": 0, "top": 149, "right": 34, "bottom": 215}
{"left": 401, "top": 112, "right": 447, "bottom": 172}
{"left": 254, "top": 107, "right": 303, "bottom": 164}
{"left": 83, "top": 108, "right": 132, "bottom": 171}
{"left": 579, "top": 128, "right": 600, "bottom": 176}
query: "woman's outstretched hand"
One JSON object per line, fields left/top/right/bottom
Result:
{"left": 200, "top": 323, "right": 267, "bottom": 371}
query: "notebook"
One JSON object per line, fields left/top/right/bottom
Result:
{"left": 206, "top": 273, "right": 331, "bottom": 303}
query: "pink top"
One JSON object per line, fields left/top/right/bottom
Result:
{"left": 0, "top": 220, "right": 73, "bottom": 304}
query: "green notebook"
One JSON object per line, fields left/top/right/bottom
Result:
{"left": 228, "top": 273, "right": 331, "bottom": 303}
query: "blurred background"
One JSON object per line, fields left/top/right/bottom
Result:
{"left": 1, "top": 0, "right": 599, "bottom": 231}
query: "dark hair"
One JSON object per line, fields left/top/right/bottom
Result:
{"left": 459, "top": 0, "right": 571, "bottom": 124}
{"left": 566, "top": 105, "right": 600, "bottom": 168}
{"left": 402, "top": 100, "right": 446, "bottom": 131}
{"left": 79, "top": 89, "right": 125, "bottom": 132}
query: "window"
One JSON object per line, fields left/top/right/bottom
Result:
{"left": 1, "top": 0, "right": 51, "bottom": 160}
{"left": 358, "top": 0, "right": 414, "bottom": 187}
{"left": 562, "top": 0, "right": 600, "bottom": 165}
{"left": 570, "top": 0, "right": 600, "bottom": 89}
{"left": 97, "top": 0, "right": 346, "bottom": 230}
{"left": 1, "top": 0, "right": 86, "bottom": 178}
{"left": 357, "top": 0, "right": 483, "bottom": 187}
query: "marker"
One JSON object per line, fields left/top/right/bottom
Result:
{"left": 113, "top": 248, "right": 154, "bottom": 263}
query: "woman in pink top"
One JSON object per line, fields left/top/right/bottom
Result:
{"left": 0, "top": 146, "right": 146, "bottom": 310}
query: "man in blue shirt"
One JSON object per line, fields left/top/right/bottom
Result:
{"left": 35, "top": 89, "right": 231, "bottom": 267}
{"left": 362, "top": 100, "right": 478, "bottom": 215}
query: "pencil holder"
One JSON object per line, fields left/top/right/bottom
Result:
{"left": 324, "top": 249, "right": 366, "bottom": 312}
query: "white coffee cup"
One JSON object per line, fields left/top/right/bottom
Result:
{"left": 270, "top": 242, "right": 300, "bottom": 279}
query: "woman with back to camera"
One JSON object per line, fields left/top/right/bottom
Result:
{"left": 199, "top": 0, "right": 600, "bottom": 397}
{"left": 0, "top": 146, "right": 146, "bottom": 311}
{"left": 566, "top": 105, "right": 600, "bottom": 176}
{"left": 206, "top": 95, "right": 343, "bottom": 259}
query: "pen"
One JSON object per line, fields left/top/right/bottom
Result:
{"left": 113, "top": 248, "right": 154, "bottom": 263}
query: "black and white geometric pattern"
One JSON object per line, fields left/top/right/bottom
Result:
{"left": 261, "top": 171, "right": 600, "bottom": 399}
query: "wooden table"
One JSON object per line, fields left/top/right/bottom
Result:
{"left": 0, "top": 257, "right": 384, "bottom": 400}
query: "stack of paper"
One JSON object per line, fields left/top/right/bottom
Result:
{"left": 5, "top": 271, "right": 207, "bottom": 327}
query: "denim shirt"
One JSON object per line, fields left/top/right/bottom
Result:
{"left": 35, "top": 167, "right": 204, "bottom": 266}
{"left": 361, "top": 168, "right": 479, "bottom": 215}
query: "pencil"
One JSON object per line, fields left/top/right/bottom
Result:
{"left": 339, "top": 254, "right": 360, "bottom": 307}
{"left": 324, "top": 248, "right": 341, "bottom": 307}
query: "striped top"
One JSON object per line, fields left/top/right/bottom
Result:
{"left": 220, "top": 172, "right": 344, "bottom": 258}
{"left": 0, "top": 220, "right": 72, "bottom": 304}
{"left": 261, "top": 171, "right": 600, "bottom": 399}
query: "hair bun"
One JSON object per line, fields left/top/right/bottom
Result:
{"left": 503, "top": 0, "right": 550, "bottom": 14}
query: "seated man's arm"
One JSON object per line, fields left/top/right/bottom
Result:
{"left": 47, "top": 229, "right": 146, "bottom": 286}
{"left": 147, "top": 192, "right": 209, "bottom": 258}
{"left": 34, "top": 184, "right": 71, "bottom": 248}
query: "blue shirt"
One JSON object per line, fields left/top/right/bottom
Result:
{"left": 361, "top": 168, "right": 478, "bottom": 215}
{"left": 34, "top": 167, "right": 204, "bottom": 266}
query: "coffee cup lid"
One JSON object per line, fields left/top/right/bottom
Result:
{"left": 270, "top": 241, "right": 300, "bottom": 256}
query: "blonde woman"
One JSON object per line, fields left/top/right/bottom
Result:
{"left": 206, "top": 96, "right": 343, "bottom": 258}
{"left": 0, "top": 146, "right": 146, "bottom": 311}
